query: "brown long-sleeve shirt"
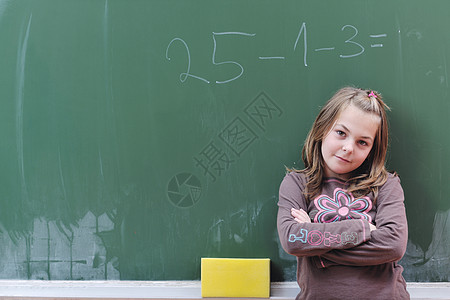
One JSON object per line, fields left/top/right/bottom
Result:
{"left": 277, "top": 172, "right": 409, "bottom": 300}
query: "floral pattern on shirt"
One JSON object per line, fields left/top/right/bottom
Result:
{"left": 314, "top": 188, "right": 372, "bottom": 223}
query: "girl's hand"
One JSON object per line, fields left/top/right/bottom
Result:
{"left": 291, "top": 208, "right": 311, "bottom": 224}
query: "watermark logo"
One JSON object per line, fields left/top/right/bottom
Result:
{"left": 167, "top": 173, "right": 202, "bottom": 208}
{"left": 219, "top": 117, "right": 258, "bottom": 157}
{"left": 167, "top": 91, "right": 283, "bottom": 208}
{"left": 245, "top": 91, "right": 283, "bottom": 131}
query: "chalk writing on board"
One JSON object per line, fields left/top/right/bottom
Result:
{"left": 165, "top": 23, "right": 387, "bottom": 84}
{"left": 340, "top": 25, "right": 365, "bottom": 58}
{"left": 299, "top": 23, "right": 387, "bottom": 60}
{"left": 212, "top": 32, "right": 256, "bottom": 84}
{"left": 293, "top": 22, "right": 307, "bottom": 66}
{"left": 369, "top": 34, "right": 387, "bottom": 47}
{"left": 258, "top": 56, "right": 285, "bottom": 60}
{"left": 165, "top": 38, "right": 210, "bottom": 83}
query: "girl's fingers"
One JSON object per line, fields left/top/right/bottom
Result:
{"left": 290, "top": 208, "right": 301, "bottom": 218}
{"left": 291, "top": 208, "right": 311, "bottom": 223}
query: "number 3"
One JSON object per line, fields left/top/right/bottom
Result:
{"left": 340, "top": 25, "right": 365, "bottom": 58}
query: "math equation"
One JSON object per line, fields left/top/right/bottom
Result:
{"left": 165, "top": 22, "right": 387, "bottom": 85}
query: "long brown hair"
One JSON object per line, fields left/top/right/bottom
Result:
{"left": 295, "top": 87, "right": 391, "bottom": 201}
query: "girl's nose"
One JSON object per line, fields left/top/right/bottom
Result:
{"left": 342, "top": 143, "right": 353, "bottom": 153}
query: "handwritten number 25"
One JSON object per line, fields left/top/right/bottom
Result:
{"left": 166, "top": 32, "right": 255, "bottom": 84}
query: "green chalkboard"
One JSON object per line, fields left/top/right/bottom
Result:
{"left": 0, "top": 0, "right": 449, "bottom": 282}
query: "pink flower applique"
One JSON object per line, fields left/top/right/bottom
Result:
{"left": 314, "top": 188, "right": 372, "bottom": 223}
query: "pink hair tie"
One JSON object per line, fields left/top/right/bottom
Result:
{"left": 368, "top": 91, "right": 377, "bottom": 98}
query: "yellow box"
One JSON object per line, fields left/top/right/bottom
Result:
{"left": 201, "top": 258, "right": 270, "bottom": 298}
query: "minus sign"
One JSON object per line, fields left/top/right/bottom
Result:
{"left": 369, "top": 34, "right": 387, "bottom": 38}
{"left": 259, "top": 56, "right": 285, "bottom": 60}
{"left": 371, "top": 44, "right": 383, "bottom": 48}
{"left": 315, "top": 47, "right": 335, "bottom": 51}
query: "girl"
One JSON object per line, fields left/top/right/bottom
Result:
{"left": 277, "top": 87, "right": 409, "bottom": 300}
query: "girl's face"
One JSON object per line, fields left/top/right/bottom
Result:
{"left": 321, "top": 104, "right": 380, "bottom": 180}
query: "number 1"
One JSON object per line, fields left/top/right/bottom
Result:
{"left": 294, "top": 22, "right": 308, "bottom": 67}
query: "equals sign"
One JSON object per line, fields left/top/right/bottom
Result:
{"left": 369, "top": 34, "right": 387, "bottom": 48}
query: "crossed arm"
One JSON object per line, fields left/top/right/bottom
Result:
{"left": 278, "top": 173, "right": 408, "bottom": 268}
{"left": 291, "top": 207, "right": 377, "bottom": 232}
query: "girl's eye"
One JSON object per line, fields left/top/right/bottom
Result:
{"left": 336, "top": 130, "right": 345, "bottom": 136}
{"left": 358, "top": 140, "right": 368, "bottom": 146}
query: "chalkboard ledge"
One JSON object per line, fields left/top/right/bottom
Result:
{"left": 0, "top": 281, "right": 448, "bottom": 299}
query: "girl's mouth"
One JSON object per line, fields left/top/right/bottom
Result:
{"left": 335, "top": 155, "right": 350, "bottom": 163}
